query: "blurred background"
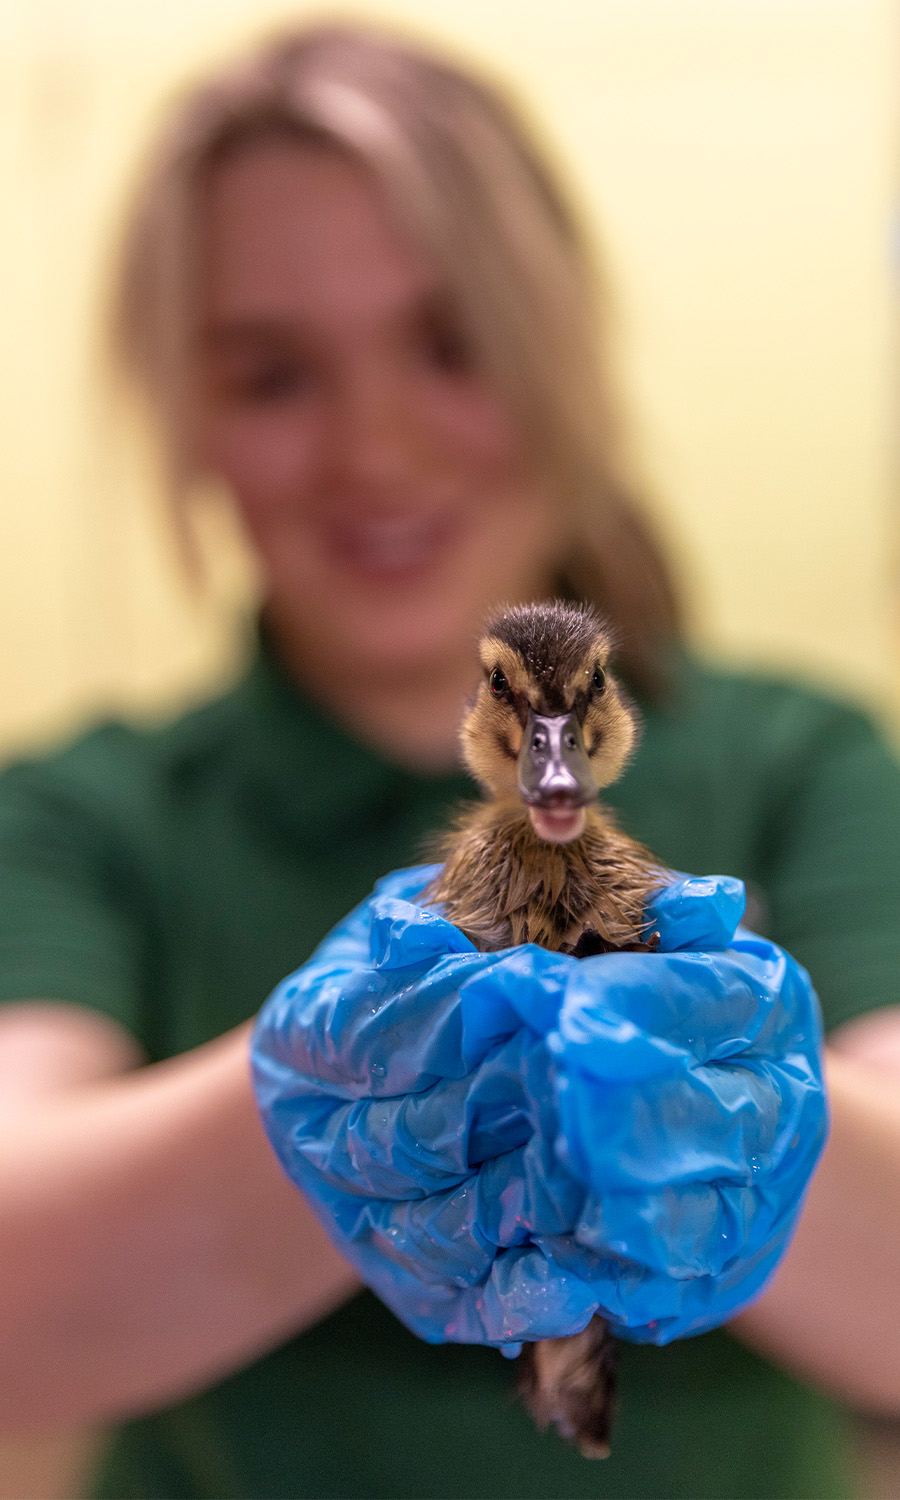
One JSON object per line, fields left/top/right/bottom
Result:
{"left": 0, "top": 0, "right": 897, "bottom": 754}
{"left": 0, "top": 0, "right": 897, "bottom": 1494}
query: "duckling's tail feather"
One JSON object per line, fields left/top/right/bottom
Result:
{"left": 516, "top": 1314, "right": 619, "bottom": 1460}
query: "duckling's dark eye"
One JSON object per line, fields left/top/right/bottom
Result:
{"left": 591, "top": 665, "right": 606, "bottom": 695}
{"left": 489, "top": 668, "right": 510, "bottom": 698}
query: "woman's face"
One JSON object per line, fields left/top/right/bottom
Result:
{"left": 195, "top": 141, "right": 563, "bottom": 685}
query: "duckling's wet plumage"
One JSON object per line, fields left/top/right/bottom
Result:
{"left": 425, "top": 600, "right": 673, "bottom": 1458}
{"left": 429, "top": 798, "right": 659, "bottom": 951}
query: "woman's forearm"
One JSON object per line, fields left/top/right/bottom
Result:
{"left": 10, "top": 1011, "right": 895, "bottom": 1431}
{"left": 0, "top": 1023, "right": 358, "bottom": 1432}
{"left": 733, "top": 1045, "right": 900, "bottom": 1411}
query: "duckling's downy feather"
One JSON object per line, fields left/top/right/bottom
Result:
{"left": 427, "top": 801, "right": 662, "bottom": 951}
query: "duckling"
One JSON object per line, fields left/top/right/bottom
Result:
{"left": 424, "top": 599, "right": 672, "bottom": 1459}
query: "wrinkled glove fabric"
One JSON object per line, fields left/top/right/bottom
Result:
{"left": 252, "top": 866, "right": 827, "bottom": 1349}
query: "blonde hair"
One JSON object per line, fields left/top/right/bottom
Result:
{"left": 113, "top": 21, "right": 680, "bottom": 690}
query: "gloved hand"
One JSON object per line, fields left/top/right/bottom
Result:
{"left": 251, "top": 865, "right": 827, "bottom": 1349}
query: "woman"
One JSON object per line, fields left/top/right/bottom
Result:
{"left": 0, "top": 22, "right": 898, "bottom": 1500}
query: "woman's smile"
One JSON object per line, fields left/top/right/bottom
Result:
{"left": 319, "top": 505, "right": 461, "bottom": 581}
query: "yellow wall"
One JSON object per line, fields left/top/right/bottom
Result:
{"left": 0, "top": 0, "right": 895, "bottom": 759}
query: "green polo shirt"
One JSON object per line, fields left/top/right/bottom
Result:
{"left": 0, "top": 637, "right": 897, "bottom": 1500}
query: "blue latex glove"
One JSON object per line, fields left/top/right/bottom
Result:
{"left": 252, "top": 865, "right": 827, "bottom": 1349}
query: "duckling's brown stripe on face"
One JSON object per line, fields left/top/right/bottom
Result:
{"left": 479, "top": 632, "right": 611, "bottom": 718}
{"left": 494, "top": 727, "right": 522, "bottom": 761}
{"left": 478, "top": 639, "right": 530, "bottom": 720}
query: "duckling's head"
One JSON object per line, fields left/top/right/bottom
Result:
{"left": 461, "top": 601, "right": 638, "bottom": 843}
